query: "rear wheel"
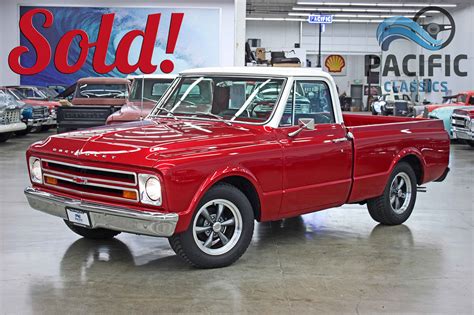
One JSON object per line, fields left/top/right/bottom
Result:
{"left": 169, "top": 183, "right": 254, "bottom": 268}
{"left": 64, "top": 220, "right": 121, "bottom": 239}
{"left": 367, "top": 162, "right": 417, "bottom": 225}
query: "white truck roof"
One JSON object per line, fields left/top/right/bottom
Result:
{"left": 126, "top": 74, "right": 177, "bottom": 80}
{"left": 180, "top": 67, "right": 332, "bottom": 79}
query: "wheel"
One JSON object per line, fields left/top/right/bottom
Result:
{"left": 0, "top": 132, "right": 12, "bottom": 143}
{"left": 64, "top": 220, "right": 121, "bottom": 239}
{"left": 468, "top": 141, "right": 474, "bottom": 148}
{"left": 169, "top": 183, "right": 254, "bottom": 268}
{"left": 40, "top": 125, "right": 51, "bottom": 132}
{"left": 15, "top": 126, "right": 32, "bottom": 136}
{"left": 367, "top": 162, "right": 417, "bottom": 225}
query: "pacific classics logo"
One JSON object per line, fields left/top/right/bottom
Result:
{"left": 376, "top": 6, "right": 455, "bottom": 51}
{"left": 365, "top": 6, "right": 467, "bottom": 94}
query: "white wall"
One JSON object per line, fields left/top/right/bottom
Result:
{"left": 0, "top": 0, "right": 244, "bottom": 85}
{"left": 247, "top": 5, "right": 474, "bottom": 104}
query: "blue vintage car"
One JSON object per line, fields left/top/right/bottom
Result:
{"left": 428, "top": 105, "right": 473, "bottom": 139}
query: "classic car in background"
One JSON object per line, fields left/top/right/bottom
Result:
{"left": 5, "top": 85, "right": 60, "bottom": 130}
{"left": 1, "top": 87, "right": 51, "bottom": 135}
{"left": 428, "top": 105, "right": 472, "bottom": 139}
{"left": 106, "top": 74, "right": 176, "bottom": 124}
{"left": 57, "top": 77, "right": 130, "bottom": 133}
{"left": 451, "top": 107, "right": 474, "bottom": 147}
{"left": 371, "top": 93, "right": 417, "bottom": 116}
{"left": 0, "top": 92, "right": 26, "bottom": 142}
{"left": 420, "top": 91, "right": 474, "bottom": 118}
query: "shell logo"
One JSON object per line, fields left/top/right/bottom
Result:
{"left": 325, "top": 55, "right": 346, "bottom": 73}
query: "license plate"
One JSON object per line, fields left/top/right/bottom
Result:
{"left": 457, "top": 132, "right": 470, "bottom": 140}
{"left": 66, "top": 208, "right": 91, "bottom": 227}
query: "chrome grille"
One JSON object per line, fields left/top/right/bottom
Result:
{"left": 0, "top": 109, "right": 21, "bottom": 125}
{"left": 32, "top": 107, "right": 47, "bottom": 119}
{"left": 41, "top": 159, "right": 139, "bottom": 203}
{"left": 451, "top": 114, "right": 469, "bottom": 129}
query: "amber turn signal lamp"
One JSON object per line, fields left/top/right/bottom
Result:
{"left": 45, "top": 176, "right": 58, "bottom": 185}
{"left": 123, "top": 191, "right": 137, "bottom": 200}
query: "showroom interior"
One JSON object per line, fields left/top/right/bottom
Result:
{"left": 0, "top": 0, "right": 473, "bottom": 313}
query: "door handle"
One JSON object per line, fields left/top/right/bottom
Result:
{"left": 331, "top": 132, "right": 353, "bottom": 144}
{"left": 331, "top": 137, "right": 348, "bottom": 143}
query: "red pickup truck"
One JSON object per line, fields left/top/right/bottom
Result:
{"left": 24, "top": 67, "right": 450, "bottom": 268}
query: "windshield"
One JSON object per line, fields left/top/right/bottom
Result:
{"left": 75, "top": 83, "right": 128, "bottom": 99}
{"left": 130, "top": 78, "right": 174, "bottom": 101}
{"left": 457, "top": 94, "right": 467, "bottom": 103}
{"left": 153, "top": 76, "right": 285, "bottom": 123}
{"left": 7, "top": 89, "right": 26, "bottom": 101}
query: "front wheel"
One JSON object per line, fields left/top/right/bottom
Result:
{"left": 468, "top": 141, "right": 474, "bottom": 148}
{"left": 64, "top": 220, "right": 121, "bottom": 239}
{"left": 0, "top": 132, "right": 12, "bottom": 143}
{"left": 169, "top": 183, "right": 254, "bottom": 268}
{"left": 367, "top": 162, "right": 417, "bottom": 225}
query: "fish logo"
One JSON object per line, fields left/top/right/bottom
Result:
{"left": 377, "top": 6, "right": 455, "bottom": 51}
{"left": 325, "top": 55, "right": 346, "bottom": 73}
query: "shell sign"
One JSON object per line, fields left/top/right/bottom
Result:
{"left": 324, "top": 55, "right": 346, "bottom": 75}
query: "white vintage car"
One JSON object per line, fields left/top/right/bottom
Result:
{"left": 0, "top": 92, "right": 27, "bottom": 142}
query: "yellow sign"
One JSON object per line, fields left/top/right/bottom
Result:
{"left": 324, "top": 55, "right": 346, "bottom": 73}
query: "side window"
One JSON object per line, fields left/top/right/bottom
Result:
{"left": 403, "top": 95, "right": 410, "bottom": 101}
{"left": 280, "top": 80, "right": 335, "bottom": 126}
{"left": 469, "top": 96, "right": 474, "bottom": 105}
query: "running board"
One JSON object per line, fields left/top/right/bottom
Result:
{"left": 417, "top": 186, "right": 427, "bottom": 193}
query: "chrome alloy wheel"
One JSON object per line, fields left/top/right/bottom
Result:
{"left": 192, "top": 199, "right": 243, "bottom": 256}
{"left": 389, "top": 172, "right": 412, "bottom": 214}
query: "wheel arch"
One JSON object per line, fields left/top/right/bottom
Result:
{"left": 175, "top": 167, "right": 263, "bottom": 233}
{"left": 390, "top": 148, "right": 427, "bottom": 185}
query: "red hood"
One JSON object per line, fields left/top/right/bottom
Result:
{"left": 23, "top": 99, "right": 60, "bottom": 109}
{"left": 28, "top": 118, "right": 268, "bottom": 169}
{"left": 106, "top": 100, "right": 156, "bottom": 124}
{"left": 453, "top": 108, "right": 474, "bottom": 118}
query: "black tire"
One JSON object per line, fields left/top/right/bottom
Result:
{"left": 15, "top": 126, "right": 32, "bottom": 136}
{"left": 40, "top": 125, "right": 51, "bottom": 132}
{"left": 169, "top": 183, "right": 254, "bottom": 268}
{"left": 0, "top": 132, "right": 12, "bottom": 143}
{"left": 367, "top": 162, "right": 417, "bottom": 225}
{"left": 64, "top": 220, "right": 121, "bottom": 240}
{"left": 468, "top": 141, "right": 474, "bottom": 148}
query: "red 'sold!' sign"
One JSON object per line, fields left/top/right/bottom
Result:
{"left": 8, "top": 8, "right": 184, "bottom": 75}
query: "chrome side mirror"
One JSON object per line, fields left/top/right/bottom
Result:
{"left": 288, "top": 118, "right": 315, "bottom": 137}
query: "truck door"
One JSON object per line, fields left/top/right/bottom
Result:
{"left": 277, "top": 80, "right": 353, "bottom": 216}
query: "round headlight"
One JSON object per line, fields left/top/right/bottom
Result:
{"left": 31, "top": 159, "right": 42, "bottom": 182}
{"left": 145, "top": 177, "right": 161, "bottom": 201}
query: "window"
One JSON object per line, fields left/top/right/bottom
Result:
{"left": 75, "top": 84, "right": 128, "bottom": 99}
{"left": 158, "top": 76, "right": 285, "bottom": 123}
{"left": 130, "top": 78, "right": 173, "bottom": 101}
{"left": 280, "top": 80, "right": 335, "bottom": 126}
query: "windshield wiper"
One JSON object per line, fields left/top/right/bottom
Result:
{"left": 153, "top": 106, "right": 180, "bottom": 121}
{"left": 230, "top": 79, "right": 271, "bottom": 122}
{"left": 192, "top": 112, "right": 232, "bottom": 125}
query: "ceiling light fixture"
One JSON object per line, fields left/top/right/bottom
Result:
{"left": 296, "top": 2, "right": 457, "bottom": 8}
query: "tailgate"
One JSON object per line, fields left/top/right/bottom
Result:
{"left": 57, "top": 106, "right": 121, "bottom": 131}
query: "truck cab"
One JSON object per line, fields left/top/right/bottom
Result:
{"left": 57, "top": 77, "right": 130, "bottom": 133}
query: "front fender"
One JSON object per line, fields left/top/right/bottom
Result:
{"left": 173, "top": 165, "right": 264, "bottom": 233}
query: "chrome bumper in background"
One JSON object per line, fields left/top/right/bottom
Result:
{"left": 24, "top": 187, "right": 178, "bottom": 237}
{"left": 0, "top": 122, "right": 26, "bottom": 133}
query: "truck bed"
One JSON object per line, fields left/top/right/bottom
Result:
{"left": 342, "top": 114, "right": 450, "bottom": 203}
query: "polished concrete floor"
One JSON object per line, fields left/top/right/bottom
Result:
{"left": 0, "top": 131, "right": 472, "bottom": 314}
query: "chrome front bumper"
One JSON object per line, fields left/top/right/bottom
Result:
{"left": 24, "top": 187, "right": 178, "bottom": 237}
{"left": 0, "top": 122, "right": 26, "bottom": 133}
